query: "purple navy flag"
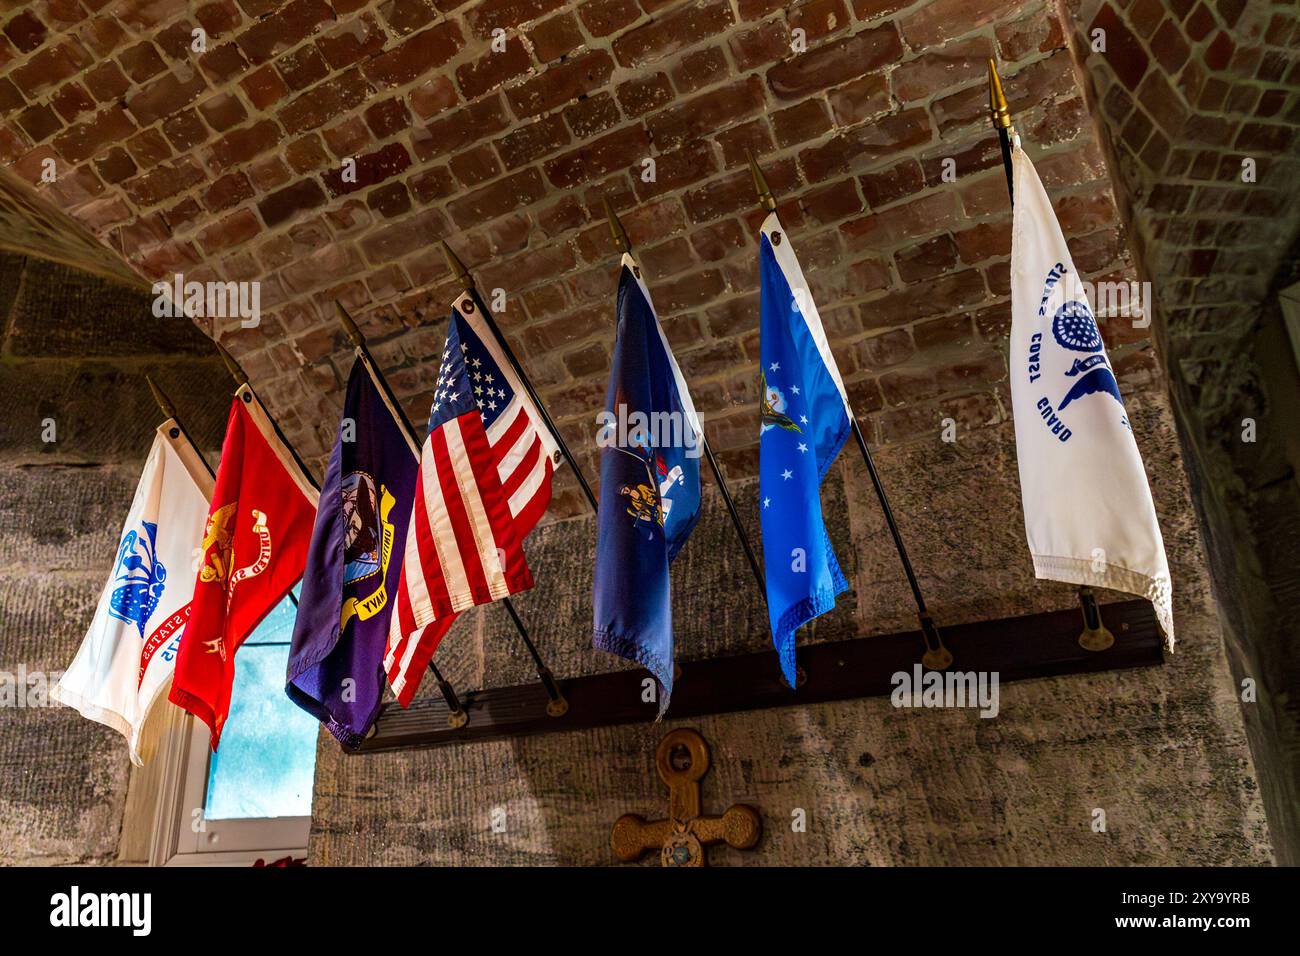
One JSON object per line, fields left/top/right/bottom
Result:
{"left": 287, "top": 355, "right": 419, "bottom": 748}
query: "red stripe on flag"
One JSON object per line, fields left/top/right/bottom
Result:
{"left": 429, "top": 420, "right": 494, "bottom": 606}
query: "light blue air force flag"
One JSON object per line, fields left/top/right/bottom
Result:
{"left": 593, "top": 254, "right": 703, "bottom": 715}
{"left": 758, "top": 214, "right": 853, "bottom": 685}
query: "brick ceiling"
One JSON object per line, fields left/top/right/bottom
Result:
{"left": 0, "top": 0, "right": 1295, "bottom": 519}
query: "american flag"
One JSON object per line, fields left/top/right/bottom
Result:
{"left": 385, "top": 292, "right": 560, "bottom": 705}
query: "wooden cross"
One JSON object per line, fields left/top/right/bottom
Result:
{"left": 610, "top": 728, "right": 761, "bottom": 867}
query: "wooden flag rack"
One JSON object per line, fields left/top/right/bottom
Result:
{"left": 352, "top": 598, "right": 1164, "bottom": 754}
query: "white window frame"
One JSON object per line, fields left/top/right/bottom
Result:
{"left": 148, "top": 693, "right": 310, "bottom": 867}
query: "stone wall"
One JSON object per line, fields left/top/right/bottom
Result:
{"left": 0, "top": 252, "right": 227, "bottom": 864}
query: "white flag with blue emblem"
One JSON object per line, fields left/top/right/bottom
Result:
{"left": 52, "top": 422, "right": 213, "bottom": 764}
{"left": 1010, "top": 142, "right": 1173, "bottom": 643}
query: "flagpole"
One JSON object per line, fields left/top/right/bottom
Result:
{"left": 336, "top": 302, "right": 569, "bottom": 717}
{"left": 602, "top": 199, "right": 768, "bottom": 604}
{"left": 748, "top": 153, "right": 953, "bottom": 670}
{"left": 146, "top": 374, "right": 216, "bottom": 482}
{"left": 440, "top": 240, "right": 600, "bottom": 516}
{"left": 987, "top": 59, "right": 1115, "bottom": 654}
{"left": 212, "top": 340, "right": 472, "bottom": 727}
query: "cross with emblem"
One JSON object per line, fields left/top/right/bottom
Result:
{"left": 610, "top": 728, "right": 761, "bottom": 867}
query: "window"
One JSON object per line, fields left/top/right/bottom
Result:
{"left": 150, "top": 591, "right": 318, "bottom": 866}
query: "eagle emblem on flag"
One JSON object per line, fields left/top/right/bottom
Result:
{"left": 108, "top": 521, "right": 167, "bottom": 638}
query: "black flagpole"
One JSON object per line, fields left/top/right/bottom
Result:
{"left": 987, "top": 59, "right": 1114, "bottom": 653}
{"left": 440, "top": 240, "right": 600, "bottom": 516}
{"left": 336, "top": 302, "right": 568, "bottom": 717}
{"left": 748, "top": 153, "right": 953, "bottom": 670}
{"left": 212, "top": 339, "right": 473, "bottom": 727}
{"left": 602, "top": 199, "right": 768, "bottom": 604}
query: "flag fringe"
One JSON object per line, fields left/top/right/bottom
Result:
{"left": 1032, "top": 553, "right": 1175, "bottom": 650}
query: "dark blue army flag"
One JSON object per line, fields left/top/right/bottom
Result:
{"left": 593, "top": 255, "right": 703, "bottom": 715}
{"left": 286, "top": 355, "right": 418, "bottom": 747}
{"left": 757, "top": 215, "right": 853, "bottom": 686}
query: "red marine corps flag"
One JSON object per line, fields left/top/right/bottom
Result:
{"left": 170, "top": 384, "right": 319, "bottom": 749}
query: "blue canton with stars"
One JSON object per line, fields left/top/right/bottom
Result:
{"left": 428, "top": 303, "right": 512, "bottom": 434}
{"left": 757, "top": 232, "right": 851, "bottom": 686}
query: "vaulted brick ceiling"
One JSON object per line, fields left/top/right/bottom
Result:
{"left": 0, "top": 0, "right": 1296, "bottom": 525}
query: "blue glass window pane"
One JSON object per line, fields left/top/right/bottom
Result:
{"left": 204, "top": 594, "right": 317, "bottom": 820}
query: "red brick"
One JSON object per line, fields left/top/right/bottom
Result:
{"left": 730, "top": 21, "right": 789, "bottom": 72}
{"left": 119, "top": 40, "right": 167, "bottom": 82}
{"left": 316, "top": 12, "right": 387, "bottom": 69}
{"left": 155, "top": 20, "right": 198, "bottom": 60}
{"left": 258, "top": 177, "right": 328, "bottom": 227}
{"left": 12, "top": 41, "right": 92, "bottom": 96}
{"left": 802, "top": 178, "right": 864, "bottom": 224}
{"left": 633, "top": 140, "right": 718, "bottom": 201}
{"left": 93, "top": 146, "right": 137, "bottom": 184}
{"left": 198, "top": 91, "right": 248, "bottom": 131}
{"left": 162, "top": 110, "right": 209, "bottom": 151}
{"left": 689, "top": 218, "right": 746, "bottom": 261}
{"left": 828, "top": 72, "right": 890, "bottom": 126}
{"left": 672, "top": 46, "right": 728, "bottom": 94}
{"left": 381, "top": 0, "right": 439, "bottom": 35}
{"left": 235, "top": 0, "right": 334, "bottom": 64}
{"left": 199, "top": 207, "right": 262, "bottom": 254}
{"left": 891, "top": 36, "right": 992, "bottom": 103}
{"left": 17, "top": 103, "right": 61, "bottom": 143}
{"left": 767, "top": 23, "right": 902, "bottom": 100}
{"left": 78, "top": 16, "right": 126, "bottom": 57}
{"left": 279, "top": 68, "right": 372, "bottom": 133}
{"left": 204, "top": 170, "right": 255, "bottom": 211}
{"left": 122, "top": 157, "right": 206, "bottom": 207}
{"left": 612, "top": 1, "right": 734, "bottom": 68}
{"left": 408, "top": 164, "right": 456, "bottom": 203}
{"left": 363, "top": 22, "right": 463, "bottom": 87}
{"left": 898, "top": 0, "right": 1006, "bottom": 47}
{"left": 542, "top": 124, "right": 650, "bottom": 188}
{"left": 285, "top": 133, "right": 331, "bottom": 172}
{"left": 83, "top": 61, "right": 130, "bottom": 103}
{"left": 447, "top": 167, "right": 548, "bottom": 228}
{"left": 196, "top": 1, "right": 243, "bottom": 36}
{"left": 122, "top": 129, "right": 171, "bottom": 172}
{"left": 772, "top": 98, "right": 833, "bottom": 147}
{"left": 414, "top": 95, "right": 510, "bottom": 159}
{"left": 456, "top": 37, "right": 534, "bottom": 99}
{"left": 126, "top": 66, "right": 209, "bottom": 126}
{"left": 800, "top": 108, "right": 931, "bottom": 183}
{"left": 362, "top": 98, "right": 410, "bottom": 139}
{"left": 1087, "top": 4, "right": 1149, "bottom": 90}
{"left": 617, "top": 73, "right": 673, "bottom": 117}
{"left": 894, "top": 234, "right": 959, "bottom": 282}
{"left": 647, "top": 77, "right": 766, "bottom": 151}
{"left": 240, "top": 65, "right": 289, "bottom": 109}
{"left": 578, "top": 0, "right": 640, "bottom": 37}
{"left": 367, "top": 181, "right": 412, "bottom": 218}
{"left": 4, "top": 11, "right": 48, "bottom": 53}
{"left": 506, "top": 49, "right": 614, "bottom": 118}
{"left": 51, "top": 106, "right": 136, "bottom": 163}
{"left": 321, "top": 142, "right": 414, "bottom": 196}
{"left": 496, "top": 114, "right": 571, "bottom": 169}
{"left": 276, "top": 43, "right": 330, "bottom": 90}
{"left": 467, "top": 0, "right": 569, "bottom": 38}
{"left": 840, "top": 191, "right": 960, "bottom": 251}
{"left": 323, "top": 115, "right": 372, "bottom": 157}
{"left": 50, "top": 82, "right": 96, "bottom": 122}
{"left": 790, "top": 0, "right": 851, "bottom": 42}
{"left": 199, "top": 43, "right": 251, "bottom": 83}
{"left": 529, "top": 12, "right": 583, "bottom": 62}
{"left": 409, "top": 75, "right": 458, "bottom": 118}
{"left": 449, "top": 143, "right": 501, "bottom": 187}
{"left": 207, "top": 118, "right": 283, "bottom": 172}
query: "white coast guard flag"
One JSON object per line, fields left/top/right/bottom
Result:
{"left": 1010, "top": 142, "right": 1173, "bottom": 644}
{"left": 52, "top": 422, "right": 213, "bottom": 764}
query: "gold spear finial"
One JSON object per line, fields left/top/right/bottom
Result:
{"left": 440, "top": 239, "right": 474, "bottom": 291}
{"left": 747, "top": 149, "right": 776, "bottom": 213}
{"left": 145, "top": 374, "right": 177, "bottom": 420}
{"left": 988, "top": 59, "right": 1012, "bottom": 130}
{"left": 213, "top": 339, "right": 248, "bottom": 386}
{"left": 603, "top": 197, "right": 631, "bottom": 254}
{"left": 335, "top": 299, "right": 364, "bottom": 348}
